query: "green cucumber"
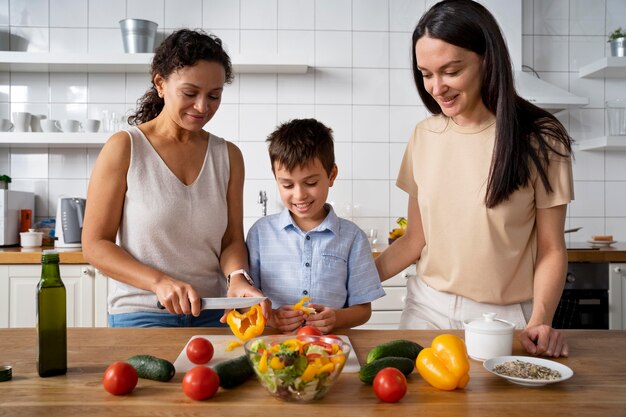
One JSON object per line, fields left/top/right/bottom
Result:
{"left": 213, "top": 355, "right": 255, "bottom": 389}
{"left": 126, "top": 355, "right": 175, "bottom": 382}
{"left": 366, "top": 339, "right": 424, "bottom": 364}
{"left": 358, "top": 356, "right": 415, "bottom": 384}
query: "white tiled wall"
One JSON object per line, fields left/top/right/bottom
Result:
{"left": 0, "top": 0, "right": 625, "bottom": 242}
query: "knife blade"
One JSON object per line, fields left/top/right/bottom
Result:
{"left": 157, "top": 297, "right": 266, "bottom": 311}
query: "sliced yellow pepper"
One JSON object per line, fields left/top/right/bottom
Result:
{"left": 269, "top": 356, "right": 285, "bottom": 370}
{"left": 226, "top": 340, "right": 242, "bottom": 351}
{"left": 293, "top": 296, "right": 316, "bottom": 314}
{"left": 258, "top": 351, "right": 268, "bottom": 373}
{"left": 226, "top": 304, "right": 266, "bottom": 341}
{"left": 301, "top": 363, "right": 319, "bottom": 382}
{"left": 416, "top": 334, "right": 470, "bottom": 390}
{"left": 318, "top": 362, "right": 335, "bottom": 374}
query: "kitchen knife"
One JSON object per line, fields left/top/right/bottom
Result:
{"left": 157, "top": 297, "right": 266, "bottom": 311}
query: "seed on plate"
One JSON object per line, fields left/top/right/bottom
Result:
{"left": 493, "top": 360, "right": 561, "bottom": 380}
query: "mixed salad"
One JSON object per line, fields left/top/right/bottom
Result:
{"left": 246, "top": 336, "right": 349, "bottom": 402}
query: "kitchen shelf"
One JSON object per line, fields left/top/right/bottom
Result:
{"left": 576, "top": 136, "right": 626, "bottom": 151}
{"left": 0, "top": 51, "right": 309, "bottom": 74}
{"left": 0, "top": 132, "right": 108, "bottom": 147}
{"left": 579, "top": 56, "right": 626, "bottom": 78}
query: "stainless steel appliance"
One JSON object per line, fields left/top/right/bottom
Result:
{"left": 553, "top": 263, "right": 609, "bottom": 329}
{"left": 0, "top": 190, "right": 35, "bottom": 246}
{"left": 55, "top": 197, "right": 86, "bottom": 248}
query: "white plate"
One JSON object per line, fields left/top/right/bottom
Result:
{"left": 174, "top": 334, "right": 360, "bottom": 374}
{"left": 587, "top": 240, "right": 617, "bottom": 247}
{"left": 483, "top": 356, "right": 573, "bottom": 387}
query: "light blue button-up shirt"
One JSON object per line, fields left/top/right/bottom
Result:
{"left": 247, "top": 205, "right": 385, "bottom": 309}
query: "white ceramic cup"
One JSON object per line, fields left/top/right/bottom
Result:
{"left": 0, "top": 119, "right": 13, "bottom": 132}
{"left": 20, "top": 229, "right": 43, "bottom": 248}
{"left": 61, "top": 119, "right": 82, "bottom": 133}
{"left": 12, "top": 112, "right": 32, "bottom": 132}
{"left": 30, "top": 114, "right": 47, "bottom": 132}
{"left": 41, "top": 119, "right": 62, "bottom": 133}
{"left": 84, "top": 119, "right": 101, "bottom": 133}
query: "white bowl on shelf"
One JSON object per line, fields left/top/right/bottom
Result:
{"left": 20, "top": 229, "right": 43, "bottom": 248}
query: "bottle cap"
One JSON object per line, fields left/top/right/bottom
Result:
{"left": 0, "top": 365, "right": 12, "bottom": 382}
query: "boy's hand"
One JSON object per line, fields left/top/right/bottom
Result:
{"left": 304, "top": 304, "right": 336, "bottom": 334}
{"left": 270, "top": 306, "right": 305, "bottom": 333}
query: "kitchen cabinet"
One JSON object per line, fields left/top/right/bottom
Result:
{"left": 0, "top": 264, "right": 109, "bottom": 328}
{"left": 576, "top": 136, "right": 626, "bottom": 151}
{"left": 609, "top": 263, "right": 626, "bottom": 330}
{"left": 356, "top": 265, "right": 414, "bottom": 330}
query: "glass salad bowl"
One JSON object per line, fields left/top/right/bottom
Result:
{"left": 244, "top": 334, "right": 351, "bottom": 402}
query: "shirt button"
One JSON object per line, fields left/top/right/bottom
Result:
{"left": 303, "top": 290, "right": 308, "bottom": 295}
{"left": 306, "top": 235, "right": 311, "bottom": 240}
{"left": 305, "top": 262, "right": 310, "bottom": 267}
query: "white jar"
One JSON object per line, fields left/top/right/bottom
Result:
{"left": 463, "top": 312, "right": 515, "bottom": 361}
{"left": 20, "top": 229, "right": 43, "bottom": 248}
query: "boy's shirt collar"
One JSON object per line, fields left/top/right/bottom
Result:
{"left": 278, "top": 203, "right": 339, "bottom": 235}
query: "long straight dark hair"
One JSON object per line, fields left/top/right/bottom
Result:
{"left": 411, "top": 0, "right": 572, "bottom": 208}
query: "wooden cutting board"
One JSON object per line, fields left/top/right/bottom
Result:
{"left": 173, "top": 335, "right": 360, "bottom": 373}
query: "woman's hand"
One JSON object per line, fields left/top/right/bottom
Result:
{"left": 519, "top": 323, "right": 568, "bottom": 357}
{"left": 304, "top": 304, "right": 336, "bottom": 334}
{"left": 223, "top": 275, "right": 272, "bottom": 320}
{"left": 155, "top": 278, "right": 202, "bottom": 316}
{"left": 268, "top": 306, "right": 305, "bottom": 333}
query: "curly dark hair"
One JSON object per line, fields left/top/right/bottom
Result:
{"left": 128, "top": 29, "right": 233, "bottom": 125}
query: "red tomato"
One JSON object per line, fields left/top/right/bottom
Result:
{"left": 102, "top": 361, "right": 138, "bottom": 395}
{"left": 373, "top": 367, "right": 407, "bottom": 403}
{"left": 182, "top": 366, "right": 220, "bottom": 401}
{"left": 186, "top": 337, "right": 214, "bottom": 365}
{"left": 297, "top": 325, "right": 322, "bottom": 337}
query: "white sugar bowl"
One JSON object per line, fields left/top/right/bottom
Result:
{"left": 463, "top": 312, "right": 515, "bottom": 361}
{"left": 20, "top": 229, "right": 43, "bottom": 248}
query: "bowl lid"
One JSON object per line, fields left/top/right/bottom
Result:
{"left": 464, "top": 312, "right": 515, "bottom": 334}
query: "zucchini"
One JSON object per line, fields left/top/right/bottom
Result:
{"left": 126, "top": 355, "right": 175, "bottom": 382}
{"left": 359, "top": 356, "right": 415, "bottom": 384}
{"left": 366, "top": 339, "right": 424, "bottom": 364}
{"left": 213, "top": 355, "right": 255, "bottom": 389}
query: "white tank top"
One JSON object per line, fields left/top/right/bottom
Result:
{"left": 108, "top": 126, "right": 230, "bottom": 314}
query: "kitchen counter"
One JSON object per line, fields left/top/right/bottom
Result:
{"left": 373, "top": 242, "right": 626, "bottom": 263}
{"left": 1, "top": 243, "right": 625, "bottom": 264}
{"left": 0, "top": 328, "right": 624, "bottom": 416}
{"left": 0, "top": 246, "right": 85, "bottom": 264}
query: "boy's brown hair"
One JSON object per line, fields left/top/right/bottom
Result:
{"left": 266, "top": 118, "right": 335, "bottom": 176}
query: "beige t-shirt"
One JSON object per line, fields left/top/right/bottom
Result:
{"left": 396, "top": 115, "right": 574, "bottom": 305}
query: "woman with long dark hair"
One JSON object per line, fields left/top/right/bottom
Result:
{"left": 375, "top": 0, "right": 573, "bottom": 357}
{"left": 83, "top": 29, "right": 268, "bottom": 327}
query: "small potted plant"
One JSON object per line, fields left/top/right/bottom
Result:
{"left": 608, "top": 27, "right": 625, "bottom": 57}
{"left": 0, "top": 175, "right": 11, "bottom": 190}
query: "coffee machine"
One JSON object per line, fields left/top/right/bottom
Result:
{"left": 55, "top": 197, "right": 86, "bottom": 248}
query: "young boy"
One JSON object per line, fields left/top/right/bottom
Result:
{"left": 246, "top": 118, "right": 385, "bottom": 334}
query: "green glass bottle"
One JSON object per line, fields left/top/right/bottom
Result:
{"left": 37, "top": 250, "right": 67, "bottom": 377}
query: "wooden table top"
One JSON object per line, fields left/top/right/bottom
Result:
{"left": 0, "top": 328, "right": 624, "bottom": 416}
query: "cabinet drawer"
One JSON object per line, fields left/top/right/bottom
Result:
{"left": 372, "top": 287, "right": 405, "bottom": 311}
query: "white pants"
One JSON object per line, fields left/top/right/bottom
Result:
{"left": 400, "top": 277, "right": 533, "bottom": 330}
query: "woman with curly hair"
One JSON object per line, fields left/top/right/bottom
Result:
{"left": 83, "top": 29, "right": 268, "bottom": 327}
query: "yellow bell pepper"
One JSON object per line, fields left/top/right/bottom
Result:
{"left": 258, "top": 351, "right": 268, "bottom": 373}
{"left": 226, "top": 304, "right": 266, "bottom": 341}
{"left": 293, "top": 296, "right": 316, "bottom": 314}
{"left": 416, "top": 334, "right": 470, "bottom": 391}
